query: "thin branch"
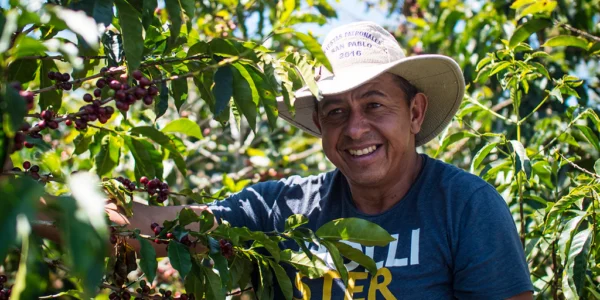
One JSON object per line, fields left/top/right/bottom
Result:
{"left": 140, "top": 54, "right": 211, "bottom": 67}
{"left": 558, "top": 152, "right": 600, "bottom": 179}
{"left": 557, "top": 22, "right": 600, "bottom": 43}
{"left": 31, "top": 66, "right": 126, "bottom": 95}
{"left": 19, "top": 55, "right": 108, "bottom": 61}
{"left": 0, "top": 170, "right": 63, "bottom": 183}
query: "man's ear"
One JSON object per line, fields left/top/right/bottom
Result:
{"left": 410, "top": 92, "right": 428, "bottom": 135}
{"left": 312, "top": 110, "right": 322, "bottom": 133}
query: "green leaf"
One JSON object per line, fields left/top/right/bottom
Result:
{"left": 244, "top": 64, "right": 279, "bottom": 129}
{"left": 277, "top": 0, "right": 295, "bottom": 26}
{"left": 231, "top": 63, "right": 259, "bottom": 131}
{"left": 179, "top": 207, "right": 200, "bottom": 227}
{"left": 171, "top": 77, "right": 188, "bottom": 112}
{"left": 129, "top": 126, "right": 186, "bottom": 174}
{"left": 0, "top": 177, "right": 43, "bottom": 269}
{"left": 115, "top": 0, "right": 144, "bottom": 74}
{"left": 142, "top": 0, "right": 157, "bottom": 31}
{"left": 435, "top": 132, "right": 478, "bottom": 158}
{"left": 545, "top": 185, "right": 598, "bottom": 230}
{"left": 470, "top": 142, "right": 498, "bottom": 174}
{"left": 316, "top": 218, "right": 395, "bottom": 246}
{"left": 168, "top": 240, "right": 192, "bottom": 279}
{"left": 39, "top": 60, "right": 63, "bottom": 111}
{"left": 11, "top": 225, "right": 48, "bottom": 300}
{"left": 124, "top": 136, "right": 163, "bottom": 181}
{"left": 164, "top": 0, "right": 182, "bottom": 42}
{"left": 3, "top": 85, "right": 27, "bottom": 135}
{"left": 136, "top": 233, "right": 158, "bottom": 283}
{"left": 95, "top": 134, "right": 121, "bottom": 177}
{"left": 203, "top": 266, "right": 226, "bottom": 300}
{"left": 286, "top": 53, "right": 320, "bottom": 99}
{"left": 574, "top": 125, "right": 600, "bottom": 152}
{"left": 7, "top": 59, "right": 38, "bottom": 84}
{"left": 92, "top": 0, "right": 114, "bottom": 26}
{"left": 543, "top": 35, "right": 589, "bottom": 50}
{"left": 268, "top": 260, "right": 293, "bottom": 300}
{"left": 55, "top": 195, "right": 106, "bottom": 297}
{"left": 509, "top": 19, "right": 552, "bottom": 49}
{"left": 530, "top": 61, "right": 550, "bottom": 78}
{"left": 594, "top": 159, "right": 600, "bottom": 175}
{"left": 184, "top": 263, "right": 205, "bottom": 299}
{"left": 212, "top": 65, "right": 234, "bottom": 116}
{"left": 489, "top": 61, "right": 512, "bottom": 76}
{"left": 155, "top": 81, "right": 169, "bottom": 120}
{"left": 509, "top": 140, "right": 532, "bottom": 179}
{"left": 207, "top": 237, "right": 231, "bottom": 289}
{"left": 291, "top": 31, "right": 332, "bottom": 72}
{"left": 573, "top": 228, "right": 591, "bottom": 297}
{"left": 161, "top": 118, "right": 202, "bottom": 139}
{"left": 180, "top": 0, "right": 195, "bottom": 18}
{"left": 334, "top": 241, "right": 377, "bottom": 275}
{"left": 280, "top": 249, "right": 328, "bottom": 279}
{"left": 562, "top": 227, "right": 591, "bottom": 299}
{"left": 321, "top": 240, "right": 348, "bottom": 286}
{"left": 49, "top": 5, "right": 99, "bottom": 49}
{"left": 73, "top": 129, "right": 95, "bottom": 155}
{"left": 254, "top": 255, "right": 274, "bottom": 300}
{"left": 285, "top": 214, "right": 309, "bottom": 231}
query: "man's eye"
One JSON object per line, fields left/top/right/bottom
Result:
{"left": 367, "top": 103, "right": 382, "bottom": 109}
{"left": 327, "top": 108, "right": 343, "bottom": 116}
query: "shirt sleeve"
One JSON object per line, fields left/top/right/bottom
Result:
{"left": 452, "top": 184, "right": 533, "bottom": 300}
{"left": 206, "top": 180, "right": 284, "bottom": 232}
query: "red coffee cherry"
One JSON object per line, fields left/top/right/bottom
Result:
{"left": 83, "top": 93, "right": 93, "bottom": 102}
{"left": 132, "top": 70, "right": 143, "bottom": 80}
{"left": 96, "top": 79, "right": 107, "bottom": 88}
{"left": 23, "top": 161, "right": 31, "bottom": 170}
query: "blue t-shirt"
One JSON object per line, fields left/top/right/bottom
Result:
{"left": 209, "top": 155, "right": 533, "bottom": 299}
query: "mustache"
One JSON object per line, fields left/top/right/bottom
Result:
{"left": 337, "top": 136, "right": 382, "bottom": 149}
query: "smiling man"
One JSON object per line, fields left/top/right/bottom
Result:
{"left": 205, "top": 22, "right": 534, "bottom": 299}
{"left": 104, "top": 21, "right": 534, "bottom": 299}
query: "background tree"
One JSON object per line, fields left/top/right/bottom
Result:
{"left": 1, "top": 0, "right": 600, "bottom": 299}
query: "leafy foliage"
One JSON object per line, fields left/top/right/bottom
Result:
{"left": 1, "top": 0, "right": 600, "bottom": 299}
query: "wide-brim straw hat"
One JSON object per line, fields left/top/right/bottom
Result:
{"left": 277, "top": 21, "right": 465, "bottom": 147}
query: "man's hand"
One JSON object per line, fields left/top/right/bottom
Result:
{"left": 506, "top": 291, "right": 533, "bottom": 300}
{"left": 106, "top": 201, "right": 214, "bottom": 257}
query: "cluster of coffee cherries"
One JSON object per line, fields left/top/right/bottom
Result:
{"left": 36, "top": 109, "right": 60, "bottom": 130}
{"left": 0, "top": 275, "right": 11, "bottom": 300}
{"left": 116, "top": 176, "right": 137, "bottom": 191}
{"left": 11, "top": 161, "right": 41, "bottom": 180}
{"left": 108, "top": 290, "right": 130, "bottom": 300}
{"left": 96, "top": 68, "right": 159, "bottom": 112}
{"left": 47, "top": 71, "right": 72, "bottom": 90}
{"left": 140, "top": 177, "right": 170, "bottom": 203}
{"left": 157, "top": 288, "right": 173, "bottom": 299}
{"left": 109, "top": 227, "right": 119, "bottom": 244}
{"left": 10, "top": 123, "right": 35, "bottom": 152}
{"left": 10, "top": 82, "right": 35, "bottom": 110}
{"left": 219, "top": 239, "right": 234, "bottom": 259}
{"left": 150, "top": 222, "right": 193, "bottom": 247}
{"left": 71, "top": 98, "right": 115, "bottom": 130}
{"left": 134, "top": 280, "right": 152, "bottom": 298}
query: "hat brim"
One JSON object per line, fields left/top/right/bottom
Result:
{"left": 277, "top": 54, "right": 465, "bottom": 147}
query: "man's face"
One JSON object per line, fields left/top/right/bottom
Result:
{"left": 313, "top": 73, "right": 427, "bottom": 188}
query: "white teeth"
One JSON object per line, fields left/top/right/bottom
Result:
{"left": 348, "top": 145, "right": 377, "bottom": 156}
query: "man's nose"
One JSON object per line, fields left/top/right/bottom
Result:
{"left": 344, "top": 110, "right": 370, "bottom": 140}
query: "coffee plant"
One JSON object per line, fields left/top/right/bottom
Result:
{"left": 387, "top": 0, "right": 600, "bottom": 299}
{"left": 1, "top": 0, "right": 600, "bottom": 299}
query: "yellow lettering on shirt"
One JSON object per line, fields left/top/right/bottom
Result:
{"left": 294, "top": 272, "right": 311, "bottom": 300}
{"left": 368, "top": 268, "right": 396, "bottom": 300}
{"left": 349, "top": 271, "right": 369, "bottom": 300}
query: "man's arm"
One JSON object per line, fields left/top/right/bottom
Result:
{"left": 507, "top": 291, "right": 533, "bottom": 300}
{"left": 34, "top": 200, "right": 213, "bottom": 257}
